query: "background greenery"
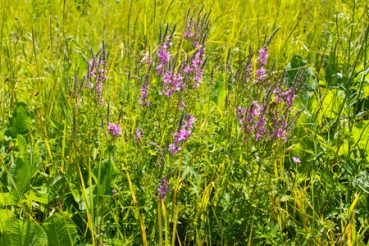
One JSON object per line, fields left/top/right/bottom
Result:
{"left": 0, "top": 0, "right": 369, "bottom": 245}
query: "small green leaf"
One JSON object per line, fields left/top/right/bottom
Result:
{"left": 280, "top": 195, "right": 293, "bottom": 202}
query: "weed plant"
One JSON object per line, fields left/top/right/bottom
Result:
{"left": 0, "top": 0, "right": 369, "bottom": 245}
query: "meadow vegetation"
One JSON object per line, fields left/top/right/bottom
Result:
{"left": 0, "top": 0, "right": 369, "bottom": 245}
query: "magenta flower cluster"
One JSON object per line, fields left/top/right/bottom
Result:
{"left": 158, "top": 178, "right": 170, "bottom": 200}
{"left": 237, "top": 101, "right": 266, "bottom": 141}
{"left": 270, "top": 84, "right": 300, "bottom": 141}
{"left": 87, "top": 53, "right": 108, "bottom": 105}
{"left": 156, "top": 36, "right": 172, "bottom": 75}
{"left": 184, "top": 45, "right": 205, "bottom": 89}
{"left": 139, "top": 81, "right": 150, "bottom": 106}
{"left": 155, "top": 18, "right": 207, "bottom": 97}
{"left": 236, "top": 83, "right": 300, "bottom": 142}
{"left": 184, "top": 10, "right": 210, "bottom": 48}
{"left": 160, "top": 72, "right": 185, "bottom": 96}
{"left": 256, "top": 47, "right": 268, "bottom": 81}
{"left": 236, "top": 46, "right": 304, "bottom": 142}
{"left": 168, "top": 114, "right": 195, "bottom": 155}
{"left": 134, "top": 128, "right": 142, "bottom": 141}
{"left": 108, "top": 123, "right": 122, "bottom": 137}
{"left": 183, "top": 14, "right": 207, "bottom": 89}
{"left": 156, "top": 35, "right": 188, "bottom": 96}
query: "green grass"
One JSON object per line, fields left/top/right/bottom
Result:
{"left": 0, "top": 0, "right": 369, "bottom": 245}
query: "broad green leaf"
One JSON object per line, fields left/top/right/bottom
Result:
{"left": 286, "top": 54, "right": 315, "bottom": 85}
{"left": 8, "top": 157, "right": 30, "bottom": 198}
{"left": 65, "top": 170, "right": 81, "bottom": 203}
{"left": 92, "top": 159, "right": 116, "bottom": 196}
{"left": 17, "top": 134, "right": 27, "bottom": 158}
{"left": 0, "top": 218, "right": 48, "bottom": 246}
{"left": 0, "top": 209, "right": 15, "bottom": 232}
{"left": 24, "top": 189, "right": 53, "bottom": 205}
{"left": 320, "top": 89, "right": 348, "bottom": 119}
{"left": 42, "top": 213, "right": 78, "bottom": 246}
{"left": 6, "top": 103, "right": 33, "bottom": 138}
{"left": 0, "top": 193, "right": 18, "bottom": 207}
{"left": 78, "top": 185, "right": 95, "bottom": 211}
{"left": 211, "top": 75, "right": 227, "bottom": 110}
{"left": 353, "top": 171, "right": 369, "bottom": 194}
{"left": 350, "top": 121, "right": 369, "bottom": 161}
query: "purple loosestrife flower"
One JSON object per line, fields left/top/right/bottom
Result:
{"left": 236, "top": 102, "right": 267, "bottom": 141}
{"left": 134, "top": 128, "right": 143, "bottom": 141}
{"left": 178, "top": 101, "right": 186, "bottom": 110}
{"left": 160, "top": 72, "right": 185, "bottom": 96}
{"left": 257, "top": 48, "right": 268, "bottom": 65}
{"left": 168, "top": 143, "right": 181, "bottom": 155}
{"left": 158, "top": 179, "right": 170, "bottom": 200}
{"left": 139, "top": 82, "right": 150, "bottom": 106}
{"left": 192, "top": 46, "right": 205, "bottom": 87}
{"left": 87, "top": 54, "right": 108, "bottom": 104}
{"left": 269, "top": 81, "right": 301, "bottom": 142}
{"left": 250, "top": 101, "right": 262, "bottom": 117}
{"left": 236, "top": 47, "right": 305, "bottom": 144}
{"left": 156, "top": 36, "right": 172, "bottom": 75}
{"left": 273, "top": 87, "right": 282, "bottom": 103}
{"left": 256, "top": 67, "right": 265, "bottom": 81}
{"left": 184, "top": 18, "right": 195, "bottom": 39}
{"left": 282, "top": 87, "right": 298, "bottom": 109}
{"left": 292, "top": 156, "right": 301, "bottom": 163}
{"left": 108, "top": 123, "right": 122, "bottom": 137}
{"left": 255, "top": 115, "right": 266, "bottom": 140}
{"left": 183, "top": 46, "right": 205, "bottom": 89}
{"left": 183, "top": 114, "right": 195, "bottom": 129}
{"left": 173, "top": 129, "right": 192, "bottom": 143}
{"left": 272, "top": 112, "right": 289, "bottom": 142}
{"left": 168, "top": 114, "right": 195, "bottom": 155}
{"left": 183, "top": 10, "right": 209, "bottom": 48}
{"left": 236, "top": 106, "right": 247, "bottom": 119}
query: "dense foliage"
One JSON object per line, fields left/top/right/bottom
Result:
{"left": 0, "top": 0, "right": 369, "bottom": 245}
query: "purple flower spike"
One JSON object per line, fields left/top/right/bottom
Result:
{"left": 292, "top": 156, "right": 301, "bottom": 163}
{"left": 256, "top": 67, "right": 265, "bottom": 81}
{"left": 158, "top": 179, "right": 170, "bottom": 200}
{"left": 257, "top": 48, "right": 268, "bottom": 65}
{"left": 108, "top": 123, "right": 122, "bottom": 137}
{"left": 156, "top": 36, "right": 172, "bottom": 75}
{"left": 87, "top": 49, "right": 108, "bottom": 105}
{"left": 168, "top": 143, "right": 181, "bottom": 155}
{"left": 179, "top": 101, "right": 186, "bottom": 110}
{"left": 183, "top": 114, "right": 195, "bottom": 129}
{"left": 134, "top": 128, "right": 142, "bottom": 141}
{"left": 168, "top": 114, "right": 195, "bottom": 155}
{"left": 139, "top": 82, "right": 150, "bottom": 106}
